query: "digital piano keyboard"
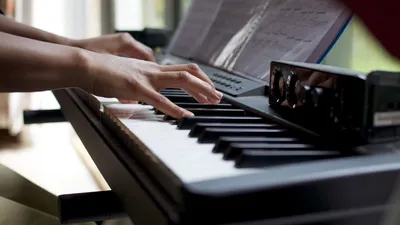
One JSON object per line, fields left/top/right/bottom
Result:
{"left": 53, "top": 56, "right": 400, "bottom": 225}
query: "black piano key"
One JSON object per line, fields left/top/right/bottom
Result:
{"left": 224, "top": 143, "right": 316, "bottom": 159}
{"left": 141, "top": 92, "right": 196, "bottom": 104}
{"left": 177, "top": 117, "right": 266, "bottom": 130}
{"left": 213, "top": 137, "right": 299, "bottom": 153}
{"left": 189, "top": 123, "right": 278, "bottom": 137}
{"left": 165, "top": 95, "right": 198, "bottom": 103}
{"left": 162, "top": 93, "right": 189, "bottom": 97}
{"left": 154, "top": 103, "right": 234, "bottom": 113}
{"left": 235, "top": 150, "right": 341, "bottom": 168}
{"left": 176, "top": 103, "right": 233, "bottom": 109}
{"left": 198, "top": 128, "right": 289, "bottom": 143}
{"left": 160, "top": 89, "right": 186, "bottom": 93}
{"left": 164, "top": 108, "right": 248, "bottom": 120}
{"left": 160, "top": 91, "right": 189, "bottom": 96}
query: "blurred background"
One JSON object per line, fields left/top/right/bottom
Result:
{"left": 0, "top": 0, "right": 399, "bottom": 221}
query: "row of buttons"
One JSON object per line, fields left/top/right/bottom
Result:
{"left": 212, "top": 73, "right": 242, "bottom": 84}
{"left": 210, "top": 77, "right": 244, "bottom": 91}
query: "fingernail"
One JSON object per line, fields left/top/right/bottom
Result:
{"left": 216, "top": 90, "right": 223, "bottom": 98}
{"left": 182, "top": 109, "right": 194, "bottom": 117}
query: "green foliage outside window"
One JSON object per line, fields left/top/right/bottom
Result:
{"left": 351, "top": 17, "right": 400, "bottom": 73}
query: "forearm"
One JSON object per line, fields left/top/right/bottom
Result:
{"left": 0, "top": 14, "right": 71, "bottom": 46}
{"left": 0, "top": 31, "right": 90, "bottom": 92}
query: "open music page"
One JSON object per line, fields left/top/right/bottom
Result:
{"left": 231, "top": 0, "right": 351, "bottom": 83}
{"left": 167, "top": 0, "right": 223, "bottom": 59}
{"left": 194, "top": 0, "right": 271, "bottom": 67}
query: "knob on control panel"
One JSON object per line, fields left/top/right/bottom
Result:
{"left": 286, "top": 71, "right": 298, "bottom": 108}
{"left": 267, "top": 60, "right": 385, "bottom": 146}
{"left": 298, "top": 85, "right": 311, "bottom": 106}
{"left": 271, "top": 67, "right": 286, "bottom": 103}
{"left": 311, "top": 87, "right": 324, "bottom": 107}
{"left": 269, "top": 64, "right": 333, "bottom": 110}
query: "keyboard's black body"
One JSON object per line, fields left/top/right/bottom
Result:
{"left": 54, "top": 52, "right": 400, "bottom": 225}
{"left": 157, "top": 54, "right": 267, "bottom": 97}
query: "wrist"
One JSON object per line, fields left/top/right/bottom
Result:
{"left": 66, "top": 38, "right": 85, "bottom": 49}
{"left": 64, "top": 47, "right": 95, "bottom": 92}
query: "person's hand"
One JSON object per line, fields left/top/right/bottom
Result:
{"left": 70, "top": 33, "right": 156, "bottom": 62}
{"left": 80, "top": 51, "right": 222, "bottom": 118}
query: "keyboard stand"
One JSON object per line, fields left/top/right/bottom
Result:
{"left": 58, "top": 191, "right": 126, "bottom": 224}
{"left": 23, "top": 109, "right": 66, "bottom": 124}
{"left": 52, "top": 89, "right": 172, "bottom": 225}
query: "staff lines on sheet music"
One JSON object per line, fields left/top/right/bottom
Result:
{"left": 229, "top": 2, "right": 346, "bottom": 81}
{"left": 264, "top": 11, "right": 342, "bottom": 27}
{"left": 278, "top": 0, "right": 344, "bottom": 11}
{"left": 194, "top": 0, "right": 269, "bottom": 66}
{"left": 168, "top": 0, "right": 350, "bottom": 84}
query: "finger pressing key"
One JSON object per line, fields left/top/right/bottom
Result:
{"left": 141, "top": 87, "right": 194, "bottom": 118}
{"left": 151, "top": 71, "right": 223, "bottom": 104}
{"left": 159, "top": 63, "right": 215, "bottom": 87}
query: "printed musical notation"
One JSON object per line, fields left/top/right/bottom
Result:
{"left": 167, "top": 0, "right": 351, "bottom": 84}
{"left": 232, "top": 0, "right": 350, "bottom": 83}
{"left": 193, "top": 0, "right": 270, "bottom": 68}
{"left": 167, "top": 0, "right": 223, "bottom": 58}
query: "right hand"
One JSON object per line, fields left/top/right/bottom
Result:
{"left": 83, "top": 52, "right": 223, "bottom": 118}
{"left": 70, "top": 33, "right": 156, "bottom": 62}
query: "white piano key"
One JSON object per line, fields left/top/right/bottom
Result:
{"left": 94, "top": 96, "right": 120, "bottom": 104}
{"left": 104, "top": 103, "right": 261, "bottom": 183}
{"left": 88, "top": 95, "right": 124, "bottom": 112}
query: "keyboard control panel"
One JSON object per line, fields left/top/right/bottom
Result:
{"left": 158, "top": 54, "right": 266, "bottom": 97}
{"left": 208, "top": 71, "right": 266, "bottom": 97}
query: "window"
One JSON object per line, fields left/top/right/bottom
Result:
{"left": 351, "top": 17, "right": 400, "bottom": 72}
{"left": 113, "top": 0, "right": 193, "bottom": 31}
{"left": 113, "top": 0, "right": 167, "bottom": 30}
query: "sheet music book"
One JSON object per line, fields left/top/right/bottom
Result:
{"left": 167, "top": 0, "right": 351, "bottom": 84}
{"left": 167, "top": 0, "right": 223, "bottom": 59}
{"left": 231, "top": 0, "right": 351, "bottom": 83}
{"left": 194, "top": 0, "right": 271, "bottom": 67}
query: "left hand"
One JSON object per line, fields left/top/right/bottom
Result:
{"left": 69, "top": 33, "right": 156, "bottom": 62}
{"left": 70, "top": 33, "right": 157, "bottom": 104}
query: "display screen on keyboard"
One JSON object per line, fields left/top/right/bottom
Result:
{"left": 167, "top": 0, "right": 352, "bottom": 84}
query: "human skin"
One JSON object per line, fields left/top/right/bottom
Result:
{"left": 0, "top": 14, "right": 222, "bottom": 118}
